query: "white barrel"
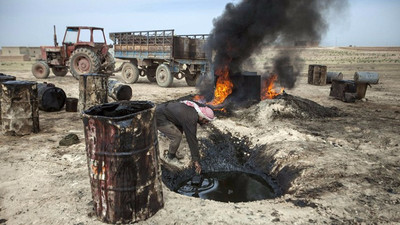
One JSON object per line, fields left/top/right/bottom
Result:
{"left": 326, "top": 72, "right": 343, "bottom": 83}
{"left": 354, "top": 72, "right": 379, "bottom": 84}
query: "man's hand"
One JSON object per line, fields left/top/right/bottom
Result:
{"left": 194, "top": 161, "right": 201, "bottom": 174}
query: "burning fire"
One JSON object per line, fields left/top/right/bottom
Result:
{"left": 261, "top": 74, "right": 284, "bottom": 100}
{"left": 209, "top": 65, "right": 233, "bottom": 105}
{"left": 193, "top": 64, "right": 233, "bottom": 107}
{"left": 194, "top": 69, "right": 284, "bottom": 109}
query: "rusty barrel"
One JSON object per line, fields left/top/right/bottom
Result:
{"left": 37, "top": 83, "right": 66, "bottom": 112}
{"left": 82, "top": 101, "right": 164, "bottom": 223}
{"left": 308, "top": 65, "right": 327, "bottom": 85}
{"left": 108, "top": 79, "right": 132, "bottom": 101}
{"left": 78, "top": 73, "right": 108, "bottom": 112}
{"left": 0, "top": 73, "right": 17, "bottom": 124}
{"left": 1, "top": 81, "right": 39, "bottom": 135}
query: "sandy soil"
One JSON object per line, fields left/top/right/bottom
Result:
{"left": 0, "top": 47, "right": 399, "bottom": 224}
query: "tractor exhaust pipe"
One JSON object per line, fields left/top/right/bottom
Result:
{"left": 53, "top": 25, "right": 58, "bottom": 47}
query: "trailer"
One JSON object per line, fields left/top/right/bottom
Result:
{"left": 109, "top": 29, "right": 209, "bottom": 87}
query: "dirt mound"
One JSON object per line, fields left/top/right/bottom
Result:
{"left": 236, "top": 93, "right": 340, "bottom": 124}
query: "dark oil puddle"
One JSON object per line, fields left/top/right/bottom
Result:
{"left": 176, "top": 171, "right": 275, "bottom": 203}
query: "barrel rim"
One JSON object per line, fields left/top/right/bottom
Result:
{"left": 82, "top": 101, "right": 155, "bottom": 120}
{"left": 1, "top": 80, "right": 37, "bottom": 86}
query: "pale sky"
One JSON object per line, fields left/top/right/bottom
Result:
{"left": 0, "top": 0, "right": 399, "bottom": 47}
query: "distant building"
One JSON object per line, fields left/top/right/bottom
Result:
{"left": 294, "top": 40, "right": 319, "bottom": 47}
{"left": 0, "top": 46, "right": 41, "bottom": 61}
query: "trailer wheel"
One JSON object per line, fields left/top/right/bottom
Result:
{"left": 32, "top": 61, "right": 50, "bottom": 79}
{"left": 156, "top": 64, "right": 173, "bottom": 87}
{"left": 146, "top": 67, "right": 157, "bottom": 82}
{"left": 69, "top": 48, "right": 100, "bottom": 80}
{"left": 185, "top": 73, "right": 200, "bottom": 87}
{"left": 52, "top": 67, "right": 68, "bottom": 77}
{"left": 121, "top": 62, "right": 139, "bottom": 84}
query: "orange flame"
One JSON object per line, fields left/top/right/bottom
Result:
{"left": 209, "top": 65, "right": 233, "bottom": 105}
{"left": 193, "top": 95, "right": 205, "bottom": 102}
{"left": 261, "top": 74, "right": 284, "bottom": 100}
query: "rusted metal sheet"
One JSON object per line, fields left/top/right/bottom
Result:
{"left": 329, "top": 80, "right": 368, "bottom": 102}
{"left": 329, "top": 80, "right": 356, "bottom": 102}
{"left": 108, "top": 79, "right": 132, "bottom": 101}
{"left": 78, "top": 73, "right": 108, "bottom": 112}
{"left": 308, "top": 65, "right": 327, "bottom": 85}
{"left": 1, "top": 81, "right": 39, "bottom": 135}
{"left": 37, "top": 83, "right": 66, "bottom": 112}
{"left": 326, "top": 72, "right": 343, "bottom": 84}
{"left": 82, "top": 101, "right": 164, "bottom": 223}
{"left": 354, "top": 72, "right": 379, "bottom": 84}
{"left": 229, "top": 72, "right": 261, "bottom": 103}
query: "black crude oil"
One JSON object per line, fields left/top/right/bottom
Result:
{"left": 177, "top": 171, "right": 274, "bottom": 203}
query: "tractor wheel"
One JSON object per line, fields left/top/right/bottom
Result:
{"left": 69, "top": 48, "right": 100, "bottom": 80}
{"left": 146, "top": 67, "right": 157, "bottom": 82}
{"left": 185, "top": 72, "right": 200, "bottom": 87}
{"left": 121, "top": 62, "right": 139, "bottom": 84}
{"left": 32, "top": 61, "right": 50, "bottom": 79}
{"left": 52, "top": 67, "right": 68, "bottom": 77}
{"left": 156, "top": 64, "right": 173, "bottom": 87}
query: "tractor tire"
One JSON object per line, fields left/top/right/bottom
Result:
{"left": 68, "top": 48, "right": 100, "bottom": 80}
{"left": 146, "top": 67, "right": 157, "bottom": 82}
{"left": 121, "top": 62, "right": 139, "bottom": 84}
{"left": 52, "top": 67, "right": 68, "bottom": 77}
{"left": 156, "top": 64, "right": 173, "bottom": 87}
{"left": 32, "top": 61, "right": 50, "bottom": 79}
{"left": 185, "top": 72, "right": 200, "bottom": 87}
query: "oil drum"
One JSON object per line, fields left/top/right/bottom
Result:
{"left": 0, "top": 80, "right": 39, "bottom": 135}
{"left": 37, "top": 83, "right": 66, "bottom": 112}
{"left": 78, "top": 73, "right": 108, "bottom": 112}
{"left": 81, "top": 101, "right": 164, "bottom": 223}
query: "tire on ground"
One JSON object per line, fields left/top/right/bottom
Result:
{"left": 52, "top": 67, "right": 68, "bottom": 77}
{"left": 156, "top": 64, "right": 173, "bottom": 87}
{"left": 32, "top": 61, "right": 50, "bottom": 79}
{"left": 68, "top": 48, "right": 100, "bottom": 80}
{"left": 121, "top": 62, "right": 139, "bottom": 84}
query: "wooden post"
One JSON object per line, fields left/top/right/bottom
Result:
{"left": 78, "top": 74, "right": 108, "bottom": 112}
{"left": 1, "top": 81, "right": 39, "bottom": 135}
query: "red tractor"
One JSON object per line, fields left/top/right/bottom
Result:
{"left": 32, "top": 26, "right": 115, "bottom": 79}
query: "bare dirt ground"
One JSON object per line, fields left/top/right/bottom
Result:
{"left": 0, "top": 47, "right": 399, "bottom": 224}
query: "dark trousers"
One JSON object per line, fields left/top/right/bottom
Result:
{"left": 157, "top": 120, "right": 183, "bottom": 155}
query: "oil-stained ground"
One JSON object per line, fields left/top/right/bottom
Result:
{"left": 0, "top": 47, "right": 399, "bottom": 224}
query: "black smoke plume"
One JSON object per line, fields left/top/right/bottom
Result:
{"left": 199, "top": 0, "right": 348, "bottom": 97}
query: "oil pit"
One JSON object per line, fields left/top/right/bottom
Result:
{"left": 161, "top": 125, "right": 282, "bottom": 203}
{"left": 177, "top": 171, "right": 275, "bottom": 202}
